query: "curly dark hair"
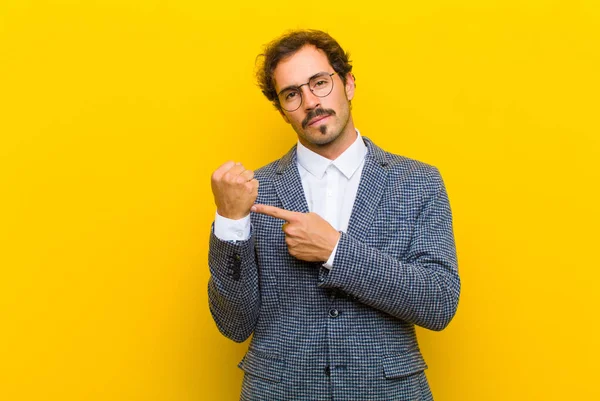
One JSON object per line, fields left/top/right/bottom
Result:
{"left": 256, "top": 29, "right": 354, "bottom": 111}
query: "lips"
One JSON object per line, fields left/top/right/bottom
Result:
{"left": 308, "top": 115, "right": 330, "bottom": 126}
{"left": 301, "top": 108, "right": 336, "bottom": 129}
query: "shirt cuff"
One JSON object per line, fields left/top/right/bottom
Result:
{"left": 213, "top": 211, "right": 251, "bottom": 241}
{"left": 322, "top": 235, "right": 340, "bottom": 270}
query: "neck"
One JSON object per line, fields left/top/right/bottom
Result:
{"left": 299, "top": 117, "right": 357, "bottom": 160}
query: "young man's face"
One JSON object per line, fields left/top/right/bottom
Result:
{"left": 273, "top": 45, "right": 355, "bottom": 150}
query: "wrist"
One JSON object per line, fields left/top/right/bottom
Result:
{"left": 323, "top": 230, "right": 341, "bottom": 260}
{"left": 217, "top": 209, "right": 250, "bottom": 220}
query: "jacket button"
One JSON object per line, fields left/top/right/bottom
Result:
{"left": 328, "top": 309, "right": 339, "bottom": 318}
{"left": 324, "top": 366, "right": 331, "bottom": 376}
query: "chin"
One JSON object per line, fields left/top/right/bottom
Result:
{"left": 294, "top": 120, "right": 343, "bottom": 147}
{"left": 306, "top": 130, "right": 340, "bottom": 146}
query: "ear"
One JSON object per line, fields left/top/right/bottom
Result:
{"left": 279, "top": 109, "right": 291, "bottom": 124}
{"left": 344, "top": 72, "right": 356, "bottom": 101}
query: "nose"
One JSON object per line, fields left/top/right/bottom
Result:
{"left": 301, "top": 86, "right": 321, "bottom": 111}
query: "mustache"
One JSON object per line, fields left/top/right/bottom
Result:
{"left": 302, "top": 108, "right": 336, "bottom": 129}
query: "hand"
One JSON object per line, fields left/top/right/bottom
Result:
{"left": 251, "top": 204, "right": 340, "bottom": 262}
{"left": 211, "top": 161, "right": 259, "bottom": 220}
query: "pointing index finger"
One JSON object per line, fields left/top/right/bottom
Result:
{"left": 251, "top": 204, "right": 300, "bottom": 222}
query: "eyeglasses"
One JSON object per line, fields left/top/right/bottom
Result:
{"left": 277, "top": 72, "right": 337, "bottom": 112}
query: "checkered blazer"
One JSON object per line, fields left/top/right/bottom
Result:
{"left": 208, "top": 136, "right": 460, "bottom": 401}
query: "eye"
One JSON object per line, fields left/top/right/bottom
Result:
{"left": 314, "top": 80, "right": 327, "bottom": 87}
{"left": 285, "top": 90, "right": 299, "bottom": 101}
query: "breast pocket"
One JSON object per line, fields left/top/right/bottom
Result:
{"left": 368, "top": 218, "right": 415, "bottom": 259}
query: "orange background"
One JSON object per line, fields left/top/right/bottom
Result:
{"left": 1, "top": 1, "right": 599, "bottom": 400}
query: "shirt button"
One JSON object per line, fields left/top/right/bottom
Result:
{"left": 328, "top": 309, "right": 339, "bottom": 318}
{"left": 236, "top": 230, "right": 243, "bottom": 238}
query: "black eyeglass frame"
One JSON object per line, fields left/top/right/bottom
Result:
{"left": 276, "top": 72, "right": 337, "bottom": 112}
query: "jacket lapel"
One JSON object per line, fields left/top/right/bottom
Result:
{"left": 346, "top": 137, "right": 390, "bottom": 243}
{"left": 273, "top": 145, "right": 310, "bottom": 214}
{"left": 272, "top": 137, "right": 389, "bottom": 241}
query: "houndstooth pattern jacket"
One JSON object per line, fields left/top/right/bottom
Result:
{"left": 208, "top": 136, "right": 460, "bottom": 401}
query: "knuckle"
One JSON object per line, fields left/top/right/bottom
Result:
{"left": 223, "top": 172, "right": 237, "bottom": 183}
{"left": 217, "top": 161, "right": 234, "bottom": 174}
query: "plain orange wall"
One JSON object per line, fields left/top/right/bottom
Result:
{"left": 1, "top": 1, "right": 599, "bottom": 400}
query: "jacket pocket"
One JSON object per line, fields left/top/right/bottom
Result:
{"left": 238, "top": 348, "right": 284, "bottom": 383}
{"left": 382, "top": 349, "right": 428, "bottom": 379}
{"left": 369, "top": 219, "right": 414, "bottom": 259}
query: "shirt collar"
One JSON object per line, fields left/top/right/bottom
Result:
{"left": 296, "top": 129, "right": 368, "bottom": 180}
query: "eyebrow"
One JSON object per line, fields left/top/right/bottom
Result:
{"left": 277, "top": 71, "right": 330, "bottom": 95}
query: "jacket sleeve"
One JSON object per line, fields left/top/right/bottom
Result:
{"left": 207, "top": 229, "right": 260, "bottom": 342}
{"left": 317, "top": 168, "right": 461, "bottom": 331}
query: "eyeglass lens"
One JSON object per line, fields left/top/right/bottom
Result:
{"left": 279, "top": 73, "right": 334, "bottom": 112}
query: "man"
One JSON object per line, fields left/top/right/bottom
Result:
{"left": 208, "top": 29, "right": 460, "bottom": 401}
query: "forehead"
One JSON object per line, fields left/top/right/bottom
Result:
{"left": 273, "top": 45, "right": 333, "bottom": 92}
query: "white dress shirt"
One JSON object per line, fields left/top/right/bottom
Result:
{"left": 214, "top": 129, "right": 368, "bottom": 269}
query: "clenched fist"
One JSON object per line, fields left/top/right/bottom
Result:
{"left": 211, "top": 161, "right": 259, "bottom": 220}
